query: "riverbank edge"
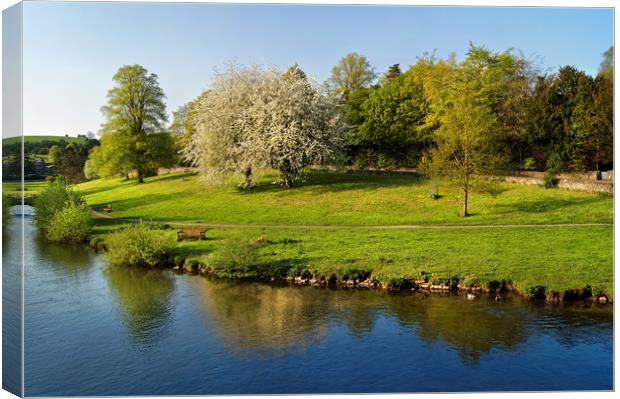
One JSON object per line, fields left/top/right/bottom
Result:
{"left": 88, "top": 238, "right": 613, "bottom": 306}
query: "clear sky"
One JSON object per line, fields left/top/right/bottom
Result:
{"left": 22, "top": 1, "right": 613, "bottom": 136}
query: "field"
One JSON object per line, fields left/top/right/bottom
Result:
{"left": 77, "top": 171, "right": 614, "bottom": 296}
{"left": 2, "top": 180, "right": 48, "bottom": 197}
{"left": 78, "top": 171, "right": 613, "bottom": 226}
{"left": 2, "top": 135, "right": 88, "bottom": 145}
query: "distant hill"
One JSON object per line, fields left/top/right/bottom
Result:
{"left": 3, "top": 135, "right": 88, "bottom": 145}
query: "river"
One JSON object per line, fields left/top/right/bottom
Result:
{"left": 2, "top": 206, "right": 613, "bottom": 395}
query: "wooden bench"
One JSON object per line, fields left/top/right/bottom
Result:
{"left": 177, "top": 226, "right": 207, "bottom": 241}
{"left": 103, "top": 204, "right": 113, "bottom": 212}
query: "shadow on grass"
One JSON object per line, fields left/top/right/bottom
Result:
{"left": 494, "top": 195, "right": 608, "bottom": 215}
{"left": 236, "top": 171, "right": 424, "bottom": 195}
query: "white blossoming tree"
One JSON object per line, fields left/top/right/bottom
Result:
{"left": 184, "top": 63, "right": 344, "bottom": 188}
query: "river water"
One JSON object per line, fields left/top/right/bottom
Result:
{"left": 2, "top": 206, "right": 613, "bottom": 395}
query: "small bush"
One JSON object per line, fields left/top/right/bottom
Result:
{"left": 462, "top": 277, "right": 480, "bottom": 288}
{"left": 376, "top": 153, "right": 398, "bottom": 170}
{"left": 522, "top": 157, "right": 536, "bottom": 171}
{"left": 45, "top": 202, "right": 92, "bottom": 242}
{"left": 486, "top": 279, "right": 511, "bottom": 292}
{"left": 431, "top": 275, "right": 460, "bottom": 289}
{"left": 543, "top": 152, "right": 562, "bottom": 189}
{"left": 337, "top": 266, "right": 372, "bottom": 281}
{"left": 105, "top": 224, "right": 171, "bottom": 267}
{"left": 34, "top": 180, "right": 83, "bottom": 230}
{"left": 543, "top": 172, "right": 558, "bottom": 189}
{"left": 89, "top": 236, "right": 106, "bottom": 251}
{"left": 288, "top": 264, "right": 309, "bottom": 278}
{"left": 208, "top": 238, "right": 261, "bottom": 278}
{"left": 525, "top": 285, "right": 547, "bottom": 299}
{"left": 383, "top": 277, "right": 413, "bottom": 290}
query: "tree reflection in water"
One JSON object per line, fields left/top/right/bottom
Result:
{"left": 191, "top": 279, "right": 611, "bottom": 364}
{"left": 105, "top": 266, "right": 175, "bottom": 348}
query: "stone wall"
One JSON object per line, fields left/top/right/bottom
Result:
{"left": 504, "top": 175, "right": 613, "bottom": 194}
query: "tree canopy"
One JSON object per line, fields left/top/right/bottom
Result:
{"left": 95, "top": 64, "right": 172, "bottom": 182}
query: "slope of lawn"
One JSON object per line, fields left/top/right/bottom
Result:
{"left": 77, "top": 170, "right": 613, "bottom": 226}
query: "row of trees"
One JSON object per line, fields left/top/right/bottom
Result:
{"left": 85, "top": 45, "right": 613, "bottom": 216}
{"left": 331, "top": 46, "right": 613, "bottom": 174}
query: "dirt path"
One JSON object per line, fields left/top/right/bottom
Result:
{"left": 91, "top": 211, "right": 611, "bottom": 230}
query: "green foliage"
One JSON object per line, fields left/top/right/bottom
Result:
{"left": 105, "top": 224, "right": 171, "bottom": 267}
{"left": 207, "top": 238, "right": 262, "bottom": 278}
{"left": 428, "top": 45, "right": 518, "bottom": 216}
{"left": 97, "top": 64, "right": 170, "bottom": 183}
{"left": 45, "top": 202, "right": 92, "bottom": 242}
{"left": 543, "top": 152, "right": 562, "bottom": 188}
{"left": 83, "top": 159, "right": 98, "bottom": 181}
{"left": 522, "top": 157, "right": 536, "bottom": 171}
{"left": 328, "top": 52, "right": 376, "bottom": 99}
{"left": 34, "top": 180, "right": 84, "bottom": 231}
{"left": 336, "top": 266, "right": 372, "bottom": 281}
{"left": 524, "top": 285, "right": 547, "bottom": 300}
{"left": 352, "top": 69, "right": 431, "bottom": 168}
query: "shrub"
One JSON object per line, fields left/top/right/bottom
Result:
{"left": 543, "top": 152, "right": 562, "bottom": 189}
{"left": 105, "top": 224, "right": 171, "bottom": 267}
{"left": 208, "top": 238, "right": 261, "bottom": 278}
{"left": 525, "top": 285, "right": 547, "bottom": 300}
{"left": 543, "top": 172, "right": 558, "bottom": 189}
{"left": 462, "top": 277, "right": 480, "bottom": 288}
{"left": 383, "top": 277, "right": 413, "bottom": 290}
{"left": 45, "top": 202, "right": 92, "bottom": 242}
{"left": 34, "top": 180, "right": 83, "bottom": 230}
{"left": 337, "top": 266, "right": 372, "bottom": 281}
{"left": 522, "top": 157, "right": 536, "bottom": 171}
{"left": 376, "top": 153, "right": 398, "bottom": 170}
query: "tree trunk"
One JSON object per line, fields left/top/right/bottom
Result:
{"left": 460, "top": 188, "right": 468, "bottom": 217}
{"left": 243, "top": 167, "right": 253, "bottom": 188}
{"left": 136, "top": 169, "right": 144, "bottom": 183}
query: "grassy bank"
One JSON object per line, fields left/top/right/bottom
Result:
{"left": 90, "top": 221, "right": 613, "bottom": 297}
{"left": 78, "top": 171, "right": 613, "bottom": 226}
{"left": 81, "top": 170, "right": 614, "bottom": 299}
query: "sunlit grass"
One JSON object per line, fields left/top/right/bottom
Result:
{"left": 78, "top": 170, "right": 612, "bottom": 226}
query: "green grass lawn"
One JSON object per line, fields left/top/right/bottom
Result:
{"left": 78, "top": 170, "right": 613, "bottom": 226}
{"left": 81, "top": 170, "right": 613, "bottom": 297}
{"left": 2, "top": 180, "right": 48, "bottom": 197}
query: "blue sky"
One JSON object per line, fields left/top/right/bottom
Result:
{"left": 22, "top": 1, "right": 613, "bottom": 136}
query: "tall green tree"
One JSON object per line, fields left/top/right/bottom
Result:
{"left": 527, "top": 66, "right": 593, "bottom": 171}
{"left": 353, "top": 66, "right": 431, "bottom": 168}
{"left": 428, "top": 46, "right": 508, "bottom": 217}
{"left": 99, "top": 64, "right": 169, "bottom": 183}
{"left": 328, "top": 53, "right": 376, "bottom": 100}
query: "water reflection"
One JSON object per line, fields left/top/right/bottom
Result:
{"left": 192, "top": 279, "right": 612, "bottom": 364}
{"left": 192, "top": 279, "right": 331, "bottom": 353}
{"left": 105, "top": 266, "right": 175, "bottom": 348}
{"left": 33, "top": 233, "right": 95, "bottom": 276}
